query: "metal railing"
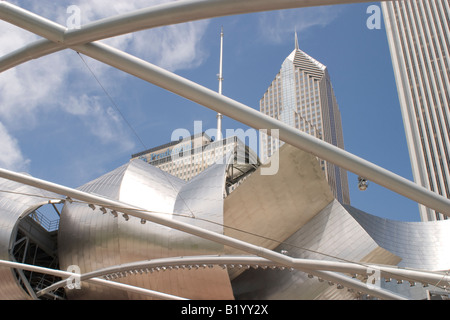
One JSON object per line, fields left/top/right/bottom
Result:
{"left": 29, "top": 210, "right": 60, "bottom": 232}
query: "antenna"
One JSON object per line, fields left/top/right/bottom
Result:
{"left": 216, "top": 27, "right": 224, "bottom": 141}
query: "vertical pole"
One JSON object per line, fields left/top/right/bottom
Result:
{"left": 216, "top": 27, "right": 224, "bottom": 141}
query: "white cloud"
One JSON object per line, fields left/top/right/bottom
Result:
{"left": 73, "top": 0, "right": 210, "bottom": 71}
{"left": 0, "top": 0, "right": 211, "bottom": 174}
{"left": 62, "top": 94, "right": 135, "bottom": 150}
{"left": 138, "top": 22, "right": 209, "bottom": 72}
{"left": 0, "top": 121, "right": 30, "bottom": 172}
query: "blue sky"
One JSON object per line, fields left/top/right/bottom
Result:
{"left": 0, "top": 1, "right": 421, "bottom": 221}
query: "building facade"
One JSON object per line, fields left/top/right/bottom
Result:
{"left": 259, "top": 37, "right": 350, "bottom": 205}
{"left": 131, "top": 132, "right": 212, "bottom": 182}
{"left": 382, "top": 0, "right": 450, "bottom": 221}
{"left": 131, "top": 133, "right": 259, "bottom": 194}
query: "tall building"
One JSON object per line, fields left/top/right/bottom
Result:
{"left": 260, "top": 34, "right": 350, "bottom": 205}
{"left": 382, "top": 0, "right": 450, "bottom": 221}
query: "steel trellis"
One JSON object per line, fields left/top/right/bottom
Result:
{"left": 0, "top": 1, "right": 449, "bottom": 217}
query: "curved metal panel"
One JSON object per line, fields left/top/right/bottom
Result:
{"left": 345, "top": 205, "right": 450, "bottom": 271}
{"left": 345, "top": 205, "right": 450, "bottom": 299}
{"left": 58, "top": 159, "right": 234, "bottom": 300}
{"left": 0, "top": 176, "right": 62, "bottom": 300}
{"left": 231, "top": 200, "right": 401, "bottom": 299}
{"left": 224, "top": 144, "right": 335, "bottom": 252}
{"left": 232, "top": 197, "right": 450, "bottom": 299}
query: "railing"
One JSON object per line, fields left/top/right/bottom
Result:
{"left": 28, "top": 210, "right": 60, "bottom": 232}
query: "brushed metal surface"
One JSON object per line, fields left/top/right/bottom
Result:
{"left": 0, "top": 177, "right": 62, "bottom": 300}
{"left": 224, "top": 144, "right": 335, "bottom": 253}
{"left": 58, "top": 157, "right": 234, "bottom": 300}
{"left": 232, "top": 199, "right": 450, "bottom": 299}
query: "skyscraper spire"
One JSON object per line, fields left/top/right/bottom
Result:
{"left": 294, "top": 30, "right": 299, "bottom": 50}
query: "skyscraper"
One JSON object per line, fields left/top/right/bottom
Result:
{"left": 260, "top": 34, "right": 350, "bottom": 205}
{"left": 382, "top": 0, "right": 450, "bottom": 221}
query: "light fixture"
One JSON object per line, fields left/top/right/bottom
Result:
{"left": 358, "top": 176, "right": 368, "bottom": 191}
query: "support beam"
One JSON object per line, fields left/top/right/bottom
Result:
{"left": 0, "top": 0, "right": 388, "bottom": 72}
{"left": 0, "top": 166, "right": 304, "bottom": 269}
{"left": 61, "top": 255, "right": 450, "bottom": 292}
{"left": 0, "top": 259, "right": 188, "bottom": 300}
{"left": 37, "top": 254, "right": 414, "bottom": 300}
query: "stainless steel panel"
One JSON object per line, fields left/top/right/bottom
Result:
{"left": 224, "top": 144, "right": 335, "bottom": 253}
{"left": 0, "top": 177, "right": 62, "bottom": 299}
{"left": 231, "top": 200, "right": 397, "bottom": 299}
{"left": 345, "top": 205, "right": 450, "bottom": 271}
{"left": 58, "top": 158, "right": 234, "bottom": 299}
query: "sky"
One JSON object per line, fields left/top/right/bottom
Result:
{"left": 0, "top": 1, "right": 422, "bottom": 222}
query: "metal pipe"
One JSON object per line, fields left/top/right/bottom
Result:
{"left": 68, "top": 255, "right": 450, "bottom": 290}
{"left": 0, "top": 0, "right": 388, "bottom": 73}
{"left": 217, "top": 26, "right": 224, "bottom": 140}
{"left": 0, "top": 259, "right": 187, "bottom": 300}
{"left": 0, "top": 2, "right": 65, "bottom": 43}
{"left": 0, "top": 166, "right": 298, "bottom": 266}
{"left": 38, "top": 255, "right": 412, "bottom": 300}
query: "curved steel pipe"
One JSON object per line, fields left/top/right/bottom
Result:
{"left": 0, "top": 259, "right": 187, "bottom": 300}
{"left": 37, "top": 255, "right": 413, "bottom": 300}
{"left": 0, "top": 0, "right": 383, "bottom": 72}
